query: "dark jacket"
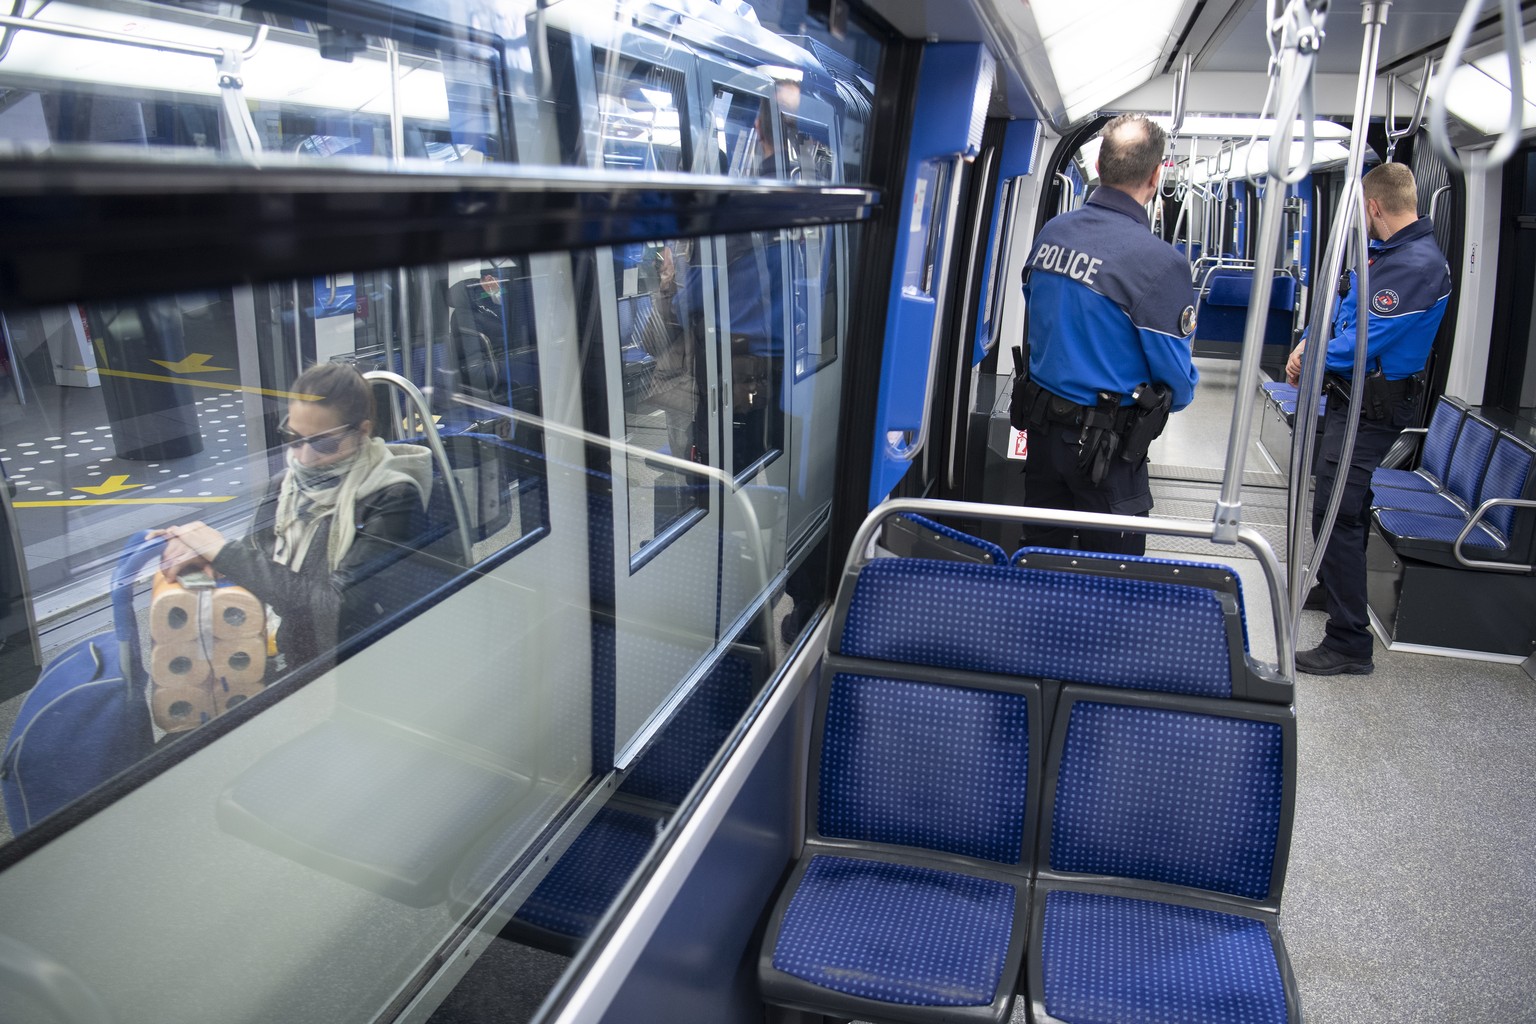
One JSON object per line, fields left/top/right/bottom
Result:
{"left": 212, "top": 478, "right": 425, "bottom": 670}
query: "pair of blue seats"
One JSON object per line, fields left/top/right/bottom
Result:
{"left": 1371, "top": 397, "right": 1536, "bottom": 571}
{"left": 758, "top": 532, "right": 1299, "bottom": 1024}
{"left": 1196, "top": 269, "right": 1297, "bottom": 353}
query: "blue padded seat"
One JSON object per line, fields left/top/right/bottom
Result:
{"left": 1441, "top": 414, "right": 1498, "bottom": 508}
{"left": 1045, "top": 701, "right": 1283, "bottom": 898}
{"left": 759, "top": 667, "right": 1038, "bottom": 1024}
{"left": 1373, "top": 413, "right": 1495, "bottom": 516}
{"left": 1373, "top": 431, "right": 1535, "bottom": 571}
{"left": 817, "top": 673, "right": 1031, "bottom": 860}
{"left": 771, "top": 856, "right": 1017, "bottom": 1008}
{"left": 1036, "top": 890, "right": 1289, "bottom": 1024}
{"left": 1473, "top": 433, "right": 1536, "bottom": 542}
{"left": 1028, "top": 687, "right": 1299, "bottom": 1024}
{"left": 838, "top": 559, "right": 1237, "bottom": 699}
{"left": 1372, "top": 397, "right": 1467, "bottom": 494}
{"left": 898, "top": 513, "right": 1008, "bottom": 564}
{"left": 506, "top": 806, "right": 662, "bottom": 950}
{"left": 1011, "top": 546, "right": 1252, "bottom": 654}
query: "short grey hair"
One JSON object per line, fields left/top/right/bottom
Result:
{"left": 1097, "top": 113, "right": 1167, "bottom": 188}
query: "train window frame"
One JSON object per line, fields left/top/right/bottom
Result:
{"left": 607, "top": 237, "right": 719, "bottom": 572}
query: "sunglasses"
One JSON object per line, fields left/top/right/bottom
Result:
{"left": 277, "top": 417, "right": 356, "bottom": 455}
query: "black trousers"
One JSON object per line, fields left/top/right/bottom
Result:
{"left": 1021, "top": 419, "right": 1153, "bottom": 556}
{"left": 1311, "top": 390, "right": 1419, "bottom": 658}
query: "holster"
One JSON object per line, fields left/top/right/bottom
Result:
{"left": 1077, "top": 392, "right": 1122, "bottom": 486}
{"left": 1120, "top": 382, "right": 1173, "bottom": 462}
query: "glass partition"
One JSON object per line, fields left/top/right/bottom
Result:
{"left": 0, "top": 2, "right": 884, "bottom": 1021}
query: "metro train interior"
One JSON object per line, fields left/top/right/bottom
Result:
{"left": 0, "top": 0, "right": 1533, "bottom": 1022}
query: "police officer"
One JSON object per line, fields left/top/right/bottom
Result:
{"left": 1014, "top": 113, "right": 1199, "bottom": 555}
{"left": 1286, "top": 162, "right": 1450, "bottom": 676}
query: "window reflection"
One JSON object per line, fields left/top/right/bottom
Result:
{"left": 596, "top": 50, "right": 687, "bottom": 172}
{"left": 724, "top": 231, "right": 785, "bottom": 476}
{"left": 619, "top": 239, "right": 710, "bottom": 555}
{"left": 0, "top": 255, "right": 548, "bottom": 839}
{"left": 0, "top": 5, "right": 505, "bottom": 164}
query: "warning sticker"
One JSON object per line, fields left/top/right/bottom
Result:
{"left": 1008, "top": 427, "right": 1029, "bottom": 462}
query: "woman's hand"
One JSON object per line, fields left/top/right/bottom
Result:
{"left": 153, "top": 521, "right": 228, "bottom": 579}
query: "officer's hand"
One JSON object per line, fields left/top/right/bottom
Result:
{"left": 1285, "top": 342, "right": 1304, "bottom": 386}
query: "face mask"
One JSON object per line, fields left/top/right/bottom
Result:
{"left": 286, "top": 446, "right": 358, "bottom": 490}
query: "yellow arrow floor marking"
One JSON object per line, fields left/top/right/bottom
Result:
{"left": 150, "top": 352, "right": 233, "bottom": 374}
{"left": 77, "top": 366, "right": 321, "bottom": 401}
{"left": 15, "top": 496, "right": 235, "bottom": 508}
{"left": 74, "top": 474, "right": 141, "bottom": 496}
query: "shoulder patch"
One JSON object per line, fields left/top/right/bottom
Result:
{"left": 1180, "top": 305, "right": 1197, "bottom": 336}
{"left": 1371, "top": 288, "right": 1400, "bottom": 314}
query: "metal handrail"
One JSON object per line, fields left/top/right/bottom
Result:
{"left": 1213, "top": 0, "right": 1333, "bottom": 546}
{"left": 0, "top": 12, "right": 265, "bottom": 61}
{"left": 1428, "top": 0, "right": 1525, "bottom": 172}
{"left": 1383, "top": 57, "right": 1432, "bottom": 161}
{"left": 1291, "top": 188, "right": 1372, "bottom": 626}
{"left": 362, "top": 370, "right": 475, "bottom": 567}
{"left": 1429, "top": 183, "right": 1453, "bottom": 223}
{"left": 889, "top": 155, "right": 966, "bottom": 464}
{"left": 1171, "top": 54, "right": 1191, "bottom": 137}
{"left": 845, "top": 497, "right": 1294, "bottom": 679}
{"left": 1283, "top": 3, "right": 1391, "bottom": 639}
{"left": 1454, "top": 497, "right": 1536, "bottom": 572}
{"left": 1054, "top": 171, "right": 1075, "bottom": 216}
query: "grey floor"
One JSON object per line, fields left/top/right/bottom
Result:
{"left": 1149, "top": 360, "right": 1536, "bottom": 1023}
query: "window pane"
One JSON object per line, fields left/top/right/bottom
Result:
{"left": 724, "top": 231, "right": 785, "bottom": 476}
{"left": 618, "top": 240, "right": 710, "bottom": 558}
{"left": 595, "top": 51, "right": 687, "bottom": 173}
{"left": 0, "top": 3, "right": 507, "bottom": 164}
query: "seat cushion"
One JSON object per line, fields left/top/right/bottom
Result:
{"left": 1371, "top": 467, "right": 1440, "bottom": 494}
{"left": 1369, "top": 485, "right": 1467, "bottom": 518}
{"left": 1375, "top": 508, "right": 1506, "bottom": 553}
{"left": 512, "top": 806, "right": 660, "bottom": 940}
{"left": 1039, "top": 890, "right": 1288, "bottom": 1024}
{"left": 770, "top": 855, "right": 1018, "bottom": 1008}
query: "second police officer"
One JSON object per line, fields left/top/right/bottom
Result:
{"left": 1012, "top": 113, "right": 1199, "bottom": 555}
{"left": 1285, "top": 162, "right": 1451, "bottom": 676}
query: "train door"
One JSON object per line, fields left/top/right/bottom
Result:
{"left": 588, "top": 43, "right": 727, "bottom": 765}
{"left": 700, "top": 66, "right": 793, "bottom": 641}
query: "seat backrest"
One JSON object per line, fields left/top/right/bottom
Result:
{"left": 1444, "top": 414, "right": 1498, "bottom": 507}
{"left": 883, "top": 513, "right": 1008, "bottom": 564}
{"left": 1205, "top": 270, "right": 1253, "bottom": 307}
{"left": 814, "top": 668, "right": 1036, "bottom": 865}
{"left": 836, "top": 559, "right": 1239, "bottom": 699}
{"left": 1039, "top": 688, "right": 1293, "bottom": 908}
{"left": 1477, "top": 433, "right": 1536, "bottom": 542}
{"left": 1418, "top": 397, "right": 1468, "bottom": 483}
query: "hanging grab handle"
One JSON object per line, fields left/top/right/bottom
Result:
{"left": 1427, "top": 0, "right": 1525, "bottom": 173}
{"left": 1383, "top": 57, "right": 1432, "bottom": 161}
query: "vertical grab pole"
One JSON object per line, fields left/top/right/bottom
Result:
{"left": 1285, "top": 1, "right": 1390, "bottom": 646}
{"left": 1213, "top": 0, "right": 1326, "bottom": 544}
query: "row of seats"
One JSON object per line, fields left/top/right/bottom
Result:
{"left": 1194, "top": 267, "right": 1297, "bottom": 356}
{"left": 758, "top": 533, "right": 1300, "bottom": 1024}
{"left": 1371, "top": 396, "right": 1536, "bottom": 572}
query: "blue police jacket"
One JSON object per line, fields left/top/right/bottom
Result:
{"left": 1323, "top": 217, "right": 1450, "bottom": 380}
{"left": 1023, "top": 186, "right": 1199, "bottom": 411}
